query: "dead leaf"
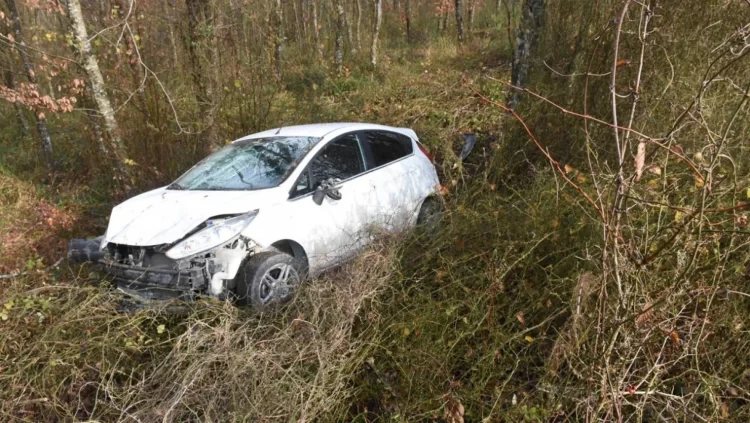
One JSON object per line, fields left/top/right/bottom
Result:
{"left": 646, "top": 164, "right": 661, "bottom": 176}
{"left": 616, "top": 59, "right": 631, "bottom": 67}
{"left": 636, "top": 303, "right": 654, "bottom": 326}
{"left": 443, "top": 395, "right": 465, "bottom": 423}
{"left": 669, "top": 331, "right": 680, "bottom": 345}
{"left": 515, "top": 312, "right": 525, "bottom": 326}
{"left": 635, "top": 142, "right": 646, "bottom": 181}
{"left": 564, "top": 164, "right": 576, "bottom": 174}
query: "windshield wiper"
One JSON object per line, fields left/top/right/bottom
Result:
{"left": 167, "top": 182, "right": 184, "bottom": 190}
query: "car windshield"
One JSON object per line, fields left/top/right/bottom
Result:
{"left": 169, "top": 136, "right": 319, "bottom": 191}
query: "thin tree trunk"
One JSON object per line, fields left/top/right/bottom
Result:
{"left": 468, "top": 0, "right": 475, "bottom": 33}
{"left": 64, "top": 0, "right": 131, "bottom": 179}
{"left": 312, "top": 0, "right": 323, "bottom": 61}
{"left": 508, "top": 0, "right": 546, "bottom": 109}
{"left": 167, "top": 0, "right": 180, "bottom": 68}
{"left": 301, "top": 0, "right": 308, "bottom": 39}
{"left": 3, "top": 69, "right": 30, "bottom": 135}
{"left": 440, "top": 6, "right": 449, "bottom": 34}
{"left": 344, "top": 2, "right": 356, "bottom": 54}
{"left": 355, "top": 0, "right": 362, "bottom": 50}
{"left": 455, "top": 0, "right": 464, "bottom": 43}
{"left": 5, "top": 0, "right": 54, "bottom": 170}
{"left": 273, "top": 0, "right": 283, "bottom": 81}
{"left": 334, "top": 0, "right": 345, "bottom": 72}
{"left": 370, "top": 0, "right": 382, "bottom": 67}
{"left": 185, "top": 0, "right": 218, "bottom": 147}
{"left": 405, "top": 0, "right": 411, "bottom": 42}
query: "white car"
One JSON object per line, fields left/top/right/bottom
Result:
{"left": 69, "top": 123, "right": 441, "bottom": 307}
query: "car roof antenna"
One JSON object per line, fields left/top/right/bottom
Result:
{"left": 275, "top": 127, "right": 283, "bottom": 135}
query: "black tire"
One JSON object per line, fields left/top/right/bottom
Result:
{"left": 417, "top": 196, "right": 443, "bottom": 228}
{"left": 234, "top": 250, "right": 303, "bottom": 308}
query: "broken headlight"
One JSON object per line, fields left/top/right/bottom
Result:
{"left": 166, "top": 211, "right": 258, "bottom": 260}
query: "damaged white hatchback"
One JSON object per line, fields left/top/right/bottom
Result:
{"left": 69, "top": 123, "right": 441, "bottom": 307}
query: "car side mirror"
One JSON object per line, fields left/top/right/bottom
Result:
{"left": 313, "top": 187, "right": 327, "bottom": 205}
{"left": 312, "top": 178, "right": 343, "bottom": 205}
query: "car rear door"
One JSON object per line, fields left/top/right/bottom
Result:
{"left": 360, "top": 130, "right": 422, "bottom": 231}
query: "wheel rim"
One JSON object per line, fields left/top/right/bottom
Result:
{"left": 258, "top": 263, "right": 300, "bottom": 304}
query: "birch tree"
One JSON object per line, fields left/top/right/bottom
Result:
{"left": 370, "top": 0, "right": 382, "bottom": 67}
{"left": 64, "top": 0, "right": 131, "bottom": 178}
{"left": 272, "top": 0, "right": 283, "bottom": 81}
{"left": 312, "top": 0, "right": 323, "bottom": 61}
{"left": 334, "top": 0, "right": 345, "bottom": 73}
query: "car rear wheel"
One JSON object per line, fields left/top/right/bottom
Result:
{"left": 417, "top": 196, "right": 443, "bottom": 228}
{"left": 235, "top": 250, "right": 303, "bottom": 308}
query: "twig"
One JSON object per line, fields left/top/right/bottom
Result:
{"left": 0, "top": 257, "right": 64, "bottom": 280}
{"left": 486, "top": 76, "right": 705, "bottom": 180}
{"left": 468, "top": 85, "right": 605, "bottom": 222}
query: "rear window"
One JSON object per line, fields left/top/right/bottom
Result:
{"left": 364, "top": 131, "right": 413, "bottom": 167}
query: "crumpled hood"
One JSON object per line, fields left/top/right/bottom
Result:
{"left": 105, "top": 187, "right": 281, "bottom": 246}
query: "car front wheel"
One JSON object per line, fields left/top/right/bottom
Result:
{"left": 234, "top": 250, "right": 303, "bottom": 308}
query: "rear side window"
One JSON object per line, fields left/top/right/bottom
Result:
{"left": 364, "top": 131, "right": 413, "bottom": 167}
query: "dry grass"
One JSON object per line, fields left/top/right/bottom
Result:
{"left": 0, "top": 238, "right": 397, "bottom": 422}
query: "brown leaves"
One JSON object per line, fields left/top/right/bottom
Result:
{"left": 442, "top": 394, "right": 465, "bottom": 423}
{"left": 0, "top": 83, "right": 76, "bottom": 113}
{"left": 636, "top": 303, "right": 654, "bottom": 326}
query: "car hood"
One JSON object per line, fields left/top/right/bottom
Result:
{"left": 104, "top": 187, "right": 281, "bottom": 247}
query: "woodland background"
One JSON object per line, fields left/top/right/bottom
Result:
{"left": 1, "top": 0, "right": 750, "bottom": 421}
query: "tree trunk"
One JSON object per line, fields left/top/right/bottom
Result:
{"left": 312, "top": 0, "right": 323, "bottom": 61}
{"left": 355, "top": 0, "right": 362, "bottom": 50}
{"left": 405, "top": 0, "right": 411, "bottom": 42}
{"left": 3, "top": 69, "right": 30, "bottom": 135}
{"left": 185, "top": 0, "right": 218, "bottom": 147}
{"left": 455, "top": 0, "right": 464, "bottom": 44}
{"left": 344, "top": 2, "right": 356, "bottom": 54}
{"left": 370, "top": 0, "right": 382, "bottom": 67}
{"left": 334, "top": 0, "right": 345, "bottom": 72}
{"left": 273, "top": 0, "right": 284, "bottom": 81}
{"left": 64, "top": 0, "right": 131, "bottom": 179}
{"left": 5, "top": 0, "right": 54, "bottom": 170}
{"left": 468, "top": 0, "right": 475, "bottom": 33}
{"left": 508, "top": 0, "right": 546, "bottom": 109}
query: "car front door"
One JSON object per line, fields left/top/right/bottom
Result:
{"left": 289, "top": 133, "right": 371, "bottom": 272}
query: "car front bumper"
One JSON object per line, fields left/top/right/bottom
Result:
{"left": 100, "top": 261, "right": 208, "bottom": 300}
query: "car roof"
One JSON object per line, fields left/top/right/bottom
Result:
{"left": 235, "top": 123, "right": 418, "bottom": 141}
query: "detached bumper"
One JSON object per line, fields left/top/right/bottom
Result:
{"left": 100, "top": 261, "right": 208, "bottom": 300}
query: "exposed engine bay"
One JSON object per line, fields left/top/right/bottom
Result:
{"left": 68, "top": 235, "right": 258, "bottom": 301}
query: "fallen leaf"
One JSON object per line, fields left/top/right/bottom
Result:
{"left": 515, "top": 312, "right": 525, "bottom": 326}
{"left": 524, "top": 335, "right": 534, "bottom": 343}
{"left": 646, "top": 164, "right": 661, "bottom": 176}
{"left": 157, "top": 324, "right": 166, "bottom": 334}
{"left": 669, "top": 331, "right": 679, "bottom": 345}
{"left": 635, "top": 142, "right": 646, "bottom": 181}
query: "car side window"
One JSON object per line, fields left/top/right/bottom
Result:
{"left": 291, "top": 134, "right": 364, "bottom": 197}
{"left": 364, "top": 131, "right": 413, "bottom": 168}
